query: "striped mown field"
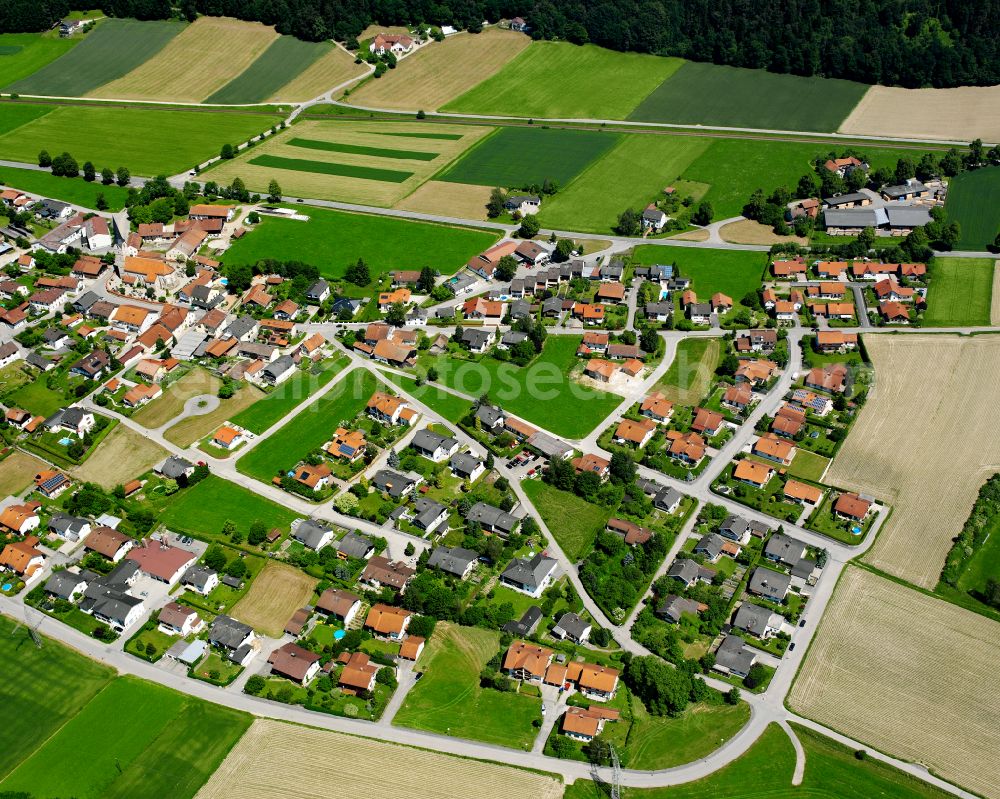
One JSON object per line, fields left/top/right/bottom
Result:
{"left": 205, "top": 119, "right": 492, "bottom": 206}
{"left": 206, "top": 36, "right": 333, "bottom": 104}
{"left": 268, "top": 46, "right": 367, "bottom": 101}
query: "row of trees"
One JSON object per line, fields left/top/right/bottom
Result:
{"left": 38, "top": 150, "right": 130, "bottom": 186}
{"left": 9, "top": 0, "right": 1000, "bottom": 88}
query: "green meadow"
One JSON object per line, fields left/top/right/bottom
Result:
{"left": 205, "top": 36, "right": 332, "bottom": 104}
{"left": 248, "top": 153, "right": 415, "bottom": 182}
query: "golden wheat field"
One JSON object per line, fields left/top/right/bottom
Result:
{"left": 269, "top": 47, "right": 369, "bottom": 102}
{"left": 394, "top": 180, "right": 493, "bottom": 219}
{"left": 231, "top": 561, "right": 317, "bottom": 636}
{"left": 349, "top": 29, "right": 530, "bottom": 111}
{"left": 790, "top": 566, "right": 1000, "bottom": 799}
{"left": 195, "top": 718, "right": 564, "bottom": 799}
{"left": 205, "top": 119, "right": 492, "bottom": 206}
{"left": 826, "top": 334, "right": 1000, "bottom": 587}
{"left": 840, "top": 84, "right": 1000, "bottom": 142}
{"left": 89, "top": 17, "right": 278, "bottom": 103}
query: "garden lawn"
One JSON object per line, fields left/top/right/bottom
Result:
{"left": 0, "top": 163, "right": 129, "bottom": 211}
{"left": 221, "top": 204, "right": 497, "bottom": 279}
{"left": 158, "top": 475, "right": 298, "bottom": 539}
{"left": 945, "top": 166, "right": 1000, "bottom": 250}
{"left": 229, "top": 357, "right": 348, "bottom": 434}
{"left": 236, "top": 368, "right": 379, "bottom": 482}
{"left": 5, "top": 19, "right": 185, "bottom": 96}
{"left": 786, "top": 449, "right": 831, "bottom": 482}
{"left": 0, "top": 677, "right": 183, "bottom": 799}
{"left": 628, "top": 61, "right": 868, "bottom": 132}
{"left": 566, "top": 721, "right": 952, "bottom": 798}
{"left": 521, "top": 479, "right": 611, "bottom": 560}
{"left": 4, "top": 374, "right": 73, "bottom": 417}
{"left": 946, "top": 508, "right": 1000, "bottom": 605}
{"left": 444, "top": 42, "right": 682, "bottom": 120}
{"left": 423, "top": 336, "right": 623, "bottom": 438}
{"left": 393, "top": 622, "right": 542, "bottom": 749}
{"left": 653, "top": 338, "right": 721, "bottom": 406}
{"left": 248, "top": 153, "right": 414, "bottom": 182}
{"left": 0, "top": 616, "right": 113, "bottom": 780}
{"left": 923, "top": 257, "right": 993, "bottom": 326}
{"left": 0, "top": 105, "right": 284, "bottom": 176}
{"left": 379, "top": 371, "right": 473, "bottom": 423}
{"left": 538, "top": 134, "right": 710, "bottom": 234}
{"left": 437, "top": 125, "right": 620, "bottom": 188}
{"left": 0, "top": 32, "right": 79, "bottom": 88}
{"left": 632, "top": 246, "right": 766, "bottom": 300}
{"left": 205, "top": 36, "right": 331, "bottom": 104}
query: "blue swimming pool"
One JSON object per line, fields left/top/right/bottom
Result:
{"left": 1, "top": 583, "right": 12, "bottom": 592}
{"left": 334, "top": 629, "right": 346, "bottom": 640}
{"left": 58, "top": 437, "right": 73, "bottom": 446}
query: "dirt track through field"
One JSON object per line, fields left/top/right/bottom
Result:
{"left": 195, "top": 718, "right": 564, "bottom": 799}
{"left": 840, "top": 84, "right": 1000, "bottom": 142}
{"left": 826, "top": 334, "right": 1000, "bottom": 587}
{"left": 990, "top": 262, "right": 1000, "bottom": 325}
{"left": 790, "top": 566, "right": 1000, "bottom": 799}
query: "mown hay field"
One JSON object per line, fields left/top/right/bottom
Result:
{"left": 0, "top": 105, "right": 283, "bottom": 176}
{"left": 0, "top": 450, "right": 48, "bottom": 497}
{"left": 840, "top": 84, "right": 1000, "bottom": 143}
{"left": 5, "top": 18, "right": 184, "bottom": 97}
{"left": 628, "top": 60, "right": 867, "bottom": 132}
{"left": 89, "top": 17, "right": 278, "bottom": 103}
{"left": 350, "top": 29, "right": 530, "bottom": 111}
{"left": 71, "top": 424, "right": 168, "bottom": 489}
{"left": 269, "top": 46, "right": 368, "bottom": 101}
{"left": 444, "top": 40, "right": 682, "bottom": 120}
{"left": 133, "top": 368, "right": 222, "bottom": 430}
{"left": 164, "top": 383, "right": 263, "bottom": 448}
{"left": 205, "top": 119, "right": 492, "bottom": 206}
{"left": 826, "top": 334, "right": 1000, "bottom": 587}
{"left": 206, "top": 36, "right": 333, "bottom": 104}
{"left": 195, "top": 718, "right": 564, "bottom": 799}
{"left": 394, "top": 179, "right": 494, "bottom": 219}
{"left": 231, "top": 561, "right": 317, "bottom": 637}
{"left": 790, "top": 566, "right": 1000, "bottom": 799}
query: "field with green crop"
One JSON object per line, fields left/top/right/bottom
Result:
{"left": 0, "top": 104, "right": 283, "bottom": 175}
{"left": 444, "top": 42, "right": 682, "bottom": 120}
{"left": 633, "top": 245, "right": 766, "bottom": 299}
{"left": 0, "top": 673, "right": 250, "bottom": 799}
{"left": 538, "top": 134, "right": 711, "bottom": 233}
{"left": 629, "top": 61, "right": 868, "bottom": 132}
{"left": 0, "top": 163, "right": 130, "bottom": 210}
{"left": 289, "top": 137, "right": 439, "bottom": 160}
{"left": 236, "top": 368, "right": 379, "bottom": 482}
{"left": 0, "top": 32, "right": 79, "bottom": 88}
{"left": 380, "top": 371, "right": 474, "bottom": 423}
{"left": 0, "top": 99, "right": 55, "bottom": 135}
{"left": 394, "top": 622, "right": 542, "bottom": 748}
{"left": 205, "top": 36, "right": 331, "bottom": 104}
{"left": 923, "top": 257, "right": 994, "bottom": 326}
{"left": 230, "top": 357, "right": 349, "bottom": 434}
{"left": 420, "top": 335, "right": 623, "bottom": 438}
{"left": 0, "top": 616, "right": 113, "bottom": 779}
{"left": 6, "top": 18, "right": 185, "bottom": 96}
{"left": 248, "top": 153, "right": 414, "bottom": 182}
{"left": 437, "top": 125, "right": 620, "bottom": 188}
{"left": 522, "top": 478, "right": 611, "bottom": 560}
{"left": 157, "top": 475, "right": 299, "bottom": 539}
{"left": 945, "top": 166, "right": 1000, "bottom": 250}
{"left": 565, "top": 722, "right": 953, "bottom": 798}
{"left": 221, "top": 204, "right": 497, "bottom": 278}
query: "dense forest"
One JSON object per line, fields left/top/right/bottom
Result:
{"left": 3, "top": 0, "right": 1000, "bottom": 88}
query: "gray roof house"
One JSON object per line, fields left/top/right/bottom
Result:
{"left": 427, "top": 546, "right": 478, "bottom": 579}
{"left": 181, "top": 565, "right": 218, "bottom": 595}
{"left": 657, "top": 594, "right": 704, "bottom": 624}
{"left": 305, "top": 280, "right": 330, "bottom": 303}
{"left": 719, "top": 515, "right": 751, "bottom": 542}
{"left": 411, "top": 428, "right": 459, "bottom": 461}
{"left": 449, "top": 451, "right": 485, "bottom": 481}
{"left": 764, "top": 533, "right": 806, "bottom": 567}
{"left": 653, "top": 486, "right": 683, "bottom": 513}
{"left": 500, "top": 552, "right": 557, "bottom": 597}
{"left": 466, "top": 502, "right": 519, "bottom": 537}
{"left": 261, "top": 354, "right": 296, "bottom": 385}
{"left": 508, "top": 299, "right": 531, "bottom": 319}
{"left": 73, "top": 290, "right": 101, "bottom": 313}
{"left": 209, "top": 614, "right": 255, "bottom": 654}
{"left": 371, "top": 469, "right": 418, "bottom": 499}
{"left": 747, "top": 566, "right": 792, "bottom": 602}
{"left": 460, "top": 327, "right": 494, "bottom": 353}
{"left": 502, "top": 606, "right": 543, "bottom": 637}
{"left": 48, "top": 513, "right": 90, "bottom": 541}
{"left": 527, "top": 431, "right": 573, "bottom": 461}
{"left": 475, "top": 404, "right": 505, "bottom": 430}
{"left": 411, "top": 498, "right": 448, "bottom": 532}
{"left": 44, "top": 570, "right": 89, "bottom": 601}
{"left": 733, "top": 602, "right": 784, "bottom": 639}
{"left": 500, "top": 330, "right": 528, "bottom": 349}
{"left": 714, "top": 634, "right": 757, "bottom": 678}
{"left": 551, "top": 611, "right": 591, "bottom": 643}
{"left": 337, "top": 531, "right": 375, "bottom": 560}
{"left": 292, "top": 519, "right": 334, "bottom": 551}
{"left": 666, "top": 558, "right": 716, "bottom": 588}
{"left": 159, "top": 455, "right": 194, "bottom": 480}
{"left": 223, "top": 315, "right": 258, "bottom": 341}
{"left": 693, "top": 533, "right": 725, "bottom": 561}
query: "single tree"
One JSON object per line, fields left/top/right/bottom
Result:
{"left": 691, "top": 200, "right": 714, "bottom": 226}
{"left": 518, "top": 214, "right": 540, "bottom": 238}
{"left": 82, "top": 161, "right": 96, "bottom": 182}
{"left": 38, "top": 150, "right": 51, "bottom": 167}
{"left": 115, "top": 166, "right": 130, "bottom": 186}
{"left": 220, "top": 143, "right": 236, "bottom": 160}
{"left": 494, "top": 254, "right": 518, "bottom": 282}
{"left": 486, "top": 187, "right": 506, "bottom": 218}
{"left": 267, "top": 178, "right": 282, "bottom": 203}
